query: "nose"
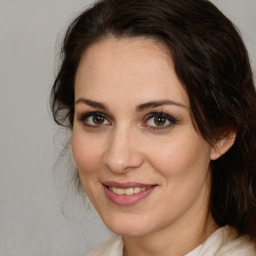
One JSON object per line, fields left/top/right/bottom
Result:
{"left": 103, "top": 126, "right": 144, "bottom": 173}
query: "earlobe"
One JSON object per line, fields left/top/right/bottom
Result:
{"left": 210, "top": 132, "right": 236, "bottom": 160}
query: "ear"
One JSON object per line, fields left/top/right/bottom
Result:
{"left": 210, "top": 132, "right": 236, "bottom": 160}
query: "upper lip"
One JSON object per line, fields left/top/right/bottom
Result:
{"left": 102, "top": 181, "right": 157, "bottom": 189}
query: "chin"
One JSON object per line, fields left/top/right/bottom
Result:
{"left": 109, "top": 225, "right": 150, "bottom": 237}
{"left": 102, "top": 214, "right": 152, "bottom": 237}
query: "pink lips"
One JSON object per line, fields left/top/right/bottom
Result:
{"left": 103, "top": 181, "right": 157, "bottom": 206}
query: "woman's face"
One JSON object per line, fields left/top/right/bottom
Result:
{"left": 72, "top": 38, "right": 217, "bottom": 237}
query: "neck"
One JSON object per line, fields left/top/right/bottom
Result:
{"left": 122, "top": 173, "right": 219, "bottom": 256}
{"left": 123, "top": 214, "right": 218, "bottom": 256}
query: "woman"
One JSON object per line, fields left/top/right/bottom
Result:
{"left": 51, "top": 0, "right": 256, "bottom": 255}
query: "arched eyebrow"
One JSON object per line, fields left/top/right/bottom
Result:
{"left": 75, "top": 98, "right": 188, "bottom": 111}
{"left": 75, "top": 98, "right": 108, "bottom": 110}
{"left": 136, "top": 100, "right": 188, "bottom": 112}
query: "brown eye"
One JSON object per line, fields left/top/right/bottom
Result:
{"left": 93, "top": 115, "right": 106, "bottom": 125}
{"left": 154, "top": 116, "right": 167, "bottom": 126}
{"left": 143, "top": 112, "right": 177, "bottom": 130}
{"left": 78, "top": 112, "right": 111, "bottom": 127}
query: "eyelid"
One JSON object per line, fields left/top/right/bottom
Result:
{"left": 76, "top": 110, "right": 178, "bottom": 130}
{"left": 77, "top": 111, "right": 111, "bottom": 127}
{"left": 145, "top": 112, "right": 177, "bottom": 123}
{"left": 142, "top": 112, "right": 178, "bottom": 130}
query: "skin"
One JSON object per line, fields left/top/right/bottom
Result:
{"left": 72, "top": 37, "right": 233, "bottom": 256}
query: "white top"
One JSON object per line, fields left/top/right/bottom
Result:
{"left": 86, "top": 226, "right": 256, "bottom": 256}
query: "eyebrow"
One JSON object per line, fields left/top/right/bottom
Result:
{"left": 136, "top": 100, "right": 188, "bottom": 111}
{"left": 75, "top": 98, "right": 188, "bottom": 111}
{"left": 75, "top": 98, "right": 108, "bottom": 110}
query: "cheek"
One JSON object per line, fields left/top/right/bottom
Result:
{"left": 71, "top": 130, "right": 105, "bottom": 205}
{"left": 71, "top": 130, "right": 103, "bottom": 175}
{"left": 145, "top": 132, "right": 212, "bottom": 179}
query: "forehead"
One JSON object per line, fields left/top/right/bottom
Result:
{"left": 75, "top": 37, "right": 189, "bottom": 107}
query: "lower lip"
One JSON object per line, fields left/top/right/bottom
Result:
{"left": 103, "top": 186, "right": 156, "bottom": 206}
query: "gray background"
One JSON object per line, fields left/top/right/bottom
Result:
{"left": 0, "top": 1, "right": 255, "bottom": 255}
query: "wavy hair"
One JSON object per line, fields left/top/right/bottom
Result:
{"left": 51, "top": 0, "right": 256, "bottom": 241}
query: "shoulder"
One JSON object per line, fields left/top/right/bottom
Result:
{"left": 86, "top": 235, "right": 123, "bottom": 256}
{"left": 188, "top": 226, "right": 256, "bottom": 256}
{"left": 216, "top": 226, "right": 256, "bottom": 255}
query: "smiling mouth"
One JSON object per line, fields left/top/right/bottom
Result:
{"left": 102, "top": 182, "right": 157, "bottom": 206}
{"left": 109, "top": 186, "right": 150, "bottom": 195}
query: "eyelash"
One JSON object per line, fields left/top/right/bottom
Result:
{"left": 143, "top": 112, "right": 178, "bottom": 130}
{"left": 77, "top": 111, "right": 178, "bottom": 130}
{"left": 78, "top": 112, "right": 110, "bottom": 128}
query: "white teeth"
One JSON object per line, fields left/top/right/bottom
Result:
{"left": 124, "top": 187, "right": 134, "bottom": 195}
{"left": 111, "top": 187, "right": 124, "bottom": 195}
{"left": 110, "top": 186, "right": 148, "bottom": 195}
{"left": 134, "top": 187, "right": 141, "bottom": 194}
{"left": 116, "top": 188, "right": 124, "bottom": 195}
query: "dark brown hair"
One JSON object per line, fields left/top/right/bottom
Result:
{"left": 51, "top": 0, "right": 256, "bottom": 241}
